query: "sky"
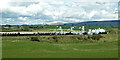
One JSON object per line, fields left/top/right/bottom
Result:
{"left": 0, "top": 0, "right": 119, "bottom": 25}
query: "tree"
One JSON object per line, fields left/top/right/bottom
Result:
{"left": 16, "top": 25, "right": 20, "bottom": 29}
{"left": 6, "top": 25, "right": 12, "bottom": 30}
{"left": 6, "top": 24, "right": 12, "bottom": 28}
{"left": 21, "top": 24, "right": 30, "bottom": 31}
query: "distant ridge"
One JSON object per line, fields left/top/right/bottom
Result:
{"left": 62, "top": 20, "right": 119, "bottom": 26}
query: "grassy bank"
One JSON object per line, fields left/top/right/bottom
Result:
{"left": 2, "top": 41, "right": 118, "bottom": 58}
{"left": 2, "top": 33, "right": 118, "bottom": 58}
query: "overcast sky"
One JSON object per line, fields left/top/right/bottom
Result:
{"left": 0, "top": 0, "right": 119, "bottom": 25}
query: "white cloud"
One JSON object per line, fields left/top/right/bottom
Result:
{"left": 101, "top": 10, "right": 108, "bottom": 14}
{"left": 1, "top": 0, "right": 119, "bottom": 25}
{"left": 0, "top": 0, "right": 10, "bottom": 9}
{"left": 88, "top": 10, "right": 98, "bottom": 18}
{"left": 18, "top": 17, "right": 28, "bottom": 20}
{"left": 6, "top": 18, "right": 11, "bottom": 20}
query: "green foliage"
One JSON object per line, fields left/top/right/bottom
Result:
{"left": 30, "top": 37, "right": 40, "bottom": 42}
{"left": 2, "top": 29, "right": 13, "bottom": 32}
{"left": 6, "top": 25, "right": 12, "bottom": 28}
{"left": 108, "top": 29, "right": 118, "bottom": 34}
{"left": 52, "top": 36, "right": 59, "bottom": 42}
{"left": 37, "top": 35, "right": 104, "bottom": 43}
{"left": 1, "top": 24, "right": 118, "bottom": 32}
{"left": 21, "top": 24, "right": 30, "bottom": 31}
{"left": 88, "top": 34, "right": 103, "bottom": 40}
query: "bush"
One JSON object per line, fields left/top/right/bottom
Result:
{"left": 30, "top": 37, "right": 40, "bottom": 42}
{"left": 76, "top": 35, "right": 88, "bottom": 40}
{"left": 52, "top": 36, "right": 59, "bottom": 42}
{"left": 89, "top": 34, "right": 103, "bottom": 40}
{"left": 77, "top": 37, "right": 81, "bottom": 40}
{"left": 108, "top": 29, "right": 117, "bottom": 34}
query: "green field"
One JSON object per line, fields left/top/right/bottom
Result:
{"left": 2, "top": 31, "right": 118, "bottom": 58}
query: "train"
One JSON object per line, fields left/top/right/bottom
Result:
{"left": 0, "top": 26, "right": 107, "bottom": 36}
{"left": 0, "top": 31, "right": 107, "bottom": 36}
{"left": 0, "top": 32, "right": 88, "bottom": 36}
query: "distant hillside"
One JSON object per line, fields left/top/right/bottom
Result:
{"left": 63, "top": 20, "right": 119, "bottom": 26}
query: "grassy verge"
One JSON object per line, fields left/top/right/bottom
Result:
{"left": 2, "top": 34, "right": 118, "bottom": 58}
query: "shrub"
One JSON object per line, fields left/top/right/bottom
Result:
{"left": 76, "top": 35, "right": 88, "bottom": 40}
{"left": 90, "top": 34, "right": 103, "bottom": 40}
{"left": 52, "top": 36, "right": 59, "bottom": 42}
{"left": 108, "top": 29, "right": 117, "bottom": 34}
{"left": 48, "top": 37, "right": 50, "bottom": 39}
{"left": 30, "top": 37, "right": 40, "bottom": 42}
{"left": 77, "top": 37, "right": 81, "bottom": 40}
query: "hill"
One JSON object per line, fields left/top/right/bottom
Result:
{"left": 63, "top": 20, "right": 119, "bottom": 26}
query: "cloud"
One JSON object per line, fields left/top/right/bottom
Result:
{"left": 18, "top": 17, "right": 28, "bottom": 20}
{"left": 1, "top": 0, "right": 119, "bottom": 25}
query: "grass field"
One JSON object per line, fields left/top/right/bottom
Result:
{"left": 2, "top": 33, "right": 118, "bottom": 58}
